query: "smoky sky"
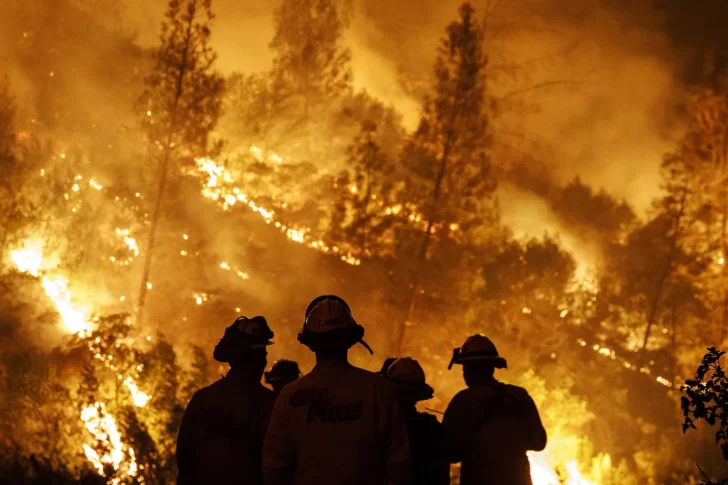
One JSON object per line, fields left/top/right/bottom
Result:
{"left": 118, "top": 0, "right": 721, "bottom": 217}
{"left": 5, "top": 0, "right": 722, "bottom": 270}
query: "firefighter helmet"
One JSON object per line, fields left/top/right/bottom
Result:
{"left": 448, "top": 334, "right": 507, "bottom": 370}
{"left": 213, "top": 315, "right": 274, "bottom": 363}
{"left": 385, "top": 357, "right": 434, "bottom": 402}
{"left": 265, "top": 359, "right": 301, "bottom": 385}
{"left": 297, "top": 295, "right": 373, "bottom": 354}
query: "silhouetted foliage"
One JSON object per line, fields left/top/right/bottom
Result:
{"left": 682, "top": 347, "right": 728, "bottom": 484}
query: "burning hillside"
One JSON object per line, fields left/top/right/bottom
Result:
{"left": 1, "top": 0, "right": 728, "bottom": 484}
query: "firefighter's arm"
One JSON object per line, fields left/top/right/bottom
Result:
{"left": 382, "top": 382, "right": 412, "bottom": 485}
{"left": 521, "top": 391, "right": 547, "bottom": 451}
{"left": 442, "top": 392, "right": 469, "bottom": 464}
{"left": 262, "top": 392, "right": 295, "bottom": 485}
{"left": 176, "top": 392, "right": 200, "bottom": 485}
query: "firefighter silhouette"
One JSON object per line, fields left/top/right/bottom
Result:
{"left": 383, "top": 357, "right": 450, "bottom": 485}
{"left": 176, "top": 316, "right": 275, "bottom": 485}
{"left": 263, "top": 295, "right": 411, "bottom": 485}
{"left": 443, "top": 335, "right": 547, "bottom": 485}
{"left": 265, "top": 359, "right": 302, "bottom": 395}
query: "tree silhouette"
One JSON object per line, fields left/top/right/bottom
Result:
{"left": 682, "top": 347, "right": 728, "bottom": 484}
{"left": 395, "top": 2, "right": 496, "bottom": 352}
{"left": 136, "top": 0, "right": 224, "bottom": 323}
{"left": 270, "top": 0, "right": 352, "bottom": 119}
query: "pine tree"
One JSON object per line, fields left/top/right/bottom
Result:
{"left": 136, "top": 0, "right": 224, "bottom": 323}
{"left": 646, "top": 69, "right": 728, "bottom": 351}
{"left": 269, "top": 0, "right": 352, "bottom": 119}
{"left": 394, "top": 2, "right": 496, "bottom": 352}
{"left": 327, "top": 120, "right": 401, "bottom": 257}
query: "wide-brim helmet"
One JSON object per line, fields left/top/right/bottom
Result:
{"left": 448, "top": 334, "right": 507, "bottom": 370}
{"left": 297, "top": 295, "right": 373, "bottom": 354}
{"left": 385, "top": 357, "right": 434, "bottom": 402}
{"left": 265, "top": 359, "right": 301, "bottom": 384}
{"left": 213, "top": 315, "right": 274, "bottom": 363}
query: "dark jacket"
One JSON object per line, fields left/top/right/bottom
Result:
{"left": 442, "top": 382, "right": 547, "bottom": 485}
{"left": 404, "top": 409, "right": 449, "bottom": 485}
{"left": 263, "top": 360, "right": 411, "bottom": 485}
{"left": 176, "top": 367, "right": 275, "bottom": 485}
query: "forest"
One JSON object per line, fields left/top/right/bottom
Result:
{"left": 0, "top": 0, "right": 727, "bottom": 483}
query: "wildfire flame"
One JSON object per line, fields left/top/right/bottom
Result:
{"left": 11, "top": 241, "right": 92, "bottom": 336}
{"left": 10, "top": 241, "right": 44, "bottom": 277}
{"left": 9, "top": 238, "right": 151, "bottom": 480}
{"left": 40, "top": 275, "right": 92, "bottom": 336}
{"left": 123, "top": 377, "right": 151, "bottom": 408}
{"left": 81, "top": 403, "right": 138, "bottom": 483}
{"left": 528, "top": 453, "right": 605, "bottom": 485}
{"left": 196, "top": 157, "right": 362, "bottom": 266}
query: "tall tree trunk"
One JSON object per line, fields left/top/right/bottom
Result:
{"left": 720, "top": 199, "right": 728, "bottom": 345}
{"left": 392, "top": 71, "right": 471, "bottom": 354}
{"left": 393, "top": 135, "right": 454, "bottom": 354}
{"left": 136, "top": 1, "right": 197, "bottom": 324}
{"left": 715, "top": 90, "right": 728, "bottom": 346}
{"left": 641, "top": 188, "right": 687, "bottom": 352}
{"left": 671, "top": 300, "right": 678, "bottom": 386}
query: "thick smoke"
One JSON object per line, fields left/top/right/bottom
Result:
{"left": 120, "top": 0, "right": 687, "bottom": 252}
{"left": 0, "top": 0, "right": 697, "bottom": 333}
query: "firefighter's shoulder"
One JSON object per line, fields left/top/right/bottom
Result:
{"left": 190, "top": 377, "right": 227, "bottom": 402}
{"left": 500, "top": 383, "right": 532, "bottom": 402}
{"left": 446, "top": 387, "right": 476, "bottom": 408}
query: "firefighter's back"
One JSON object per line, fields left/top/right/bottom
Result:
{"left": 187, "top": 377, "right": 274, "bottom": 485}
{"left": 265, "top": 360, "right": 406, "bottom": 485}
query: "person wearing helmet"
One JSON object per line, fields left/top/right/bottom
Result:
{"left": 442, "top": 335, "right": 547, "bottom": 485}
{"left": 176, "top": 316, "right": 275, "bottom": 485}
{"left": 265, "top": 359, "right": 302, "bottom": 395}
{"left": 263, "top": 295, "right": 411, "bottom": 485}
{"left": 382, "top": 358, "right": 450, "bottom": 485}
{"left": 379, "top": 357, "right": 397, "bottom": 376}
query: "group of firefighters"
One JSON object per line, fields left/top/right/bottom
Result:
{"left": 176, "top": 295, "right": 547, "bottom": 485}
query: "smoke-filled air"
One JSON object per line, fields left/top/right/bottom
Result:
{"left": 1, "top": 0, "right": 728, "bottom": 483}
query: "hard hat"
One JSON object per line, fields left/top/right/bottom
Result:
{"left": 297, "top": 295, "right": 373, "bottom": 354}
{"left": 385, "top": 357, "right": 434, "bottom": 402}
{"left": 265, "top": 359, "right": 301, "bottom": 384}
{"left": 213, "top": 315, "right": 274, "bottom": 363}
{"left": 448, "top": 334, "right": 507, "bottom": 370}
{"left": 379, "top": 357, "right": 397, "bottom": 376}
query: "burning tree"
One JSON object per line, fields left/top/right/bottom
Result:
{"left": 394, "top": 2, "right": 497, "bottom": 353}
{"left": 137, "top": 0, "right": 224, "bottom": 323}
{"left": 270, "top": 0, "right": 352, "bottom": 120}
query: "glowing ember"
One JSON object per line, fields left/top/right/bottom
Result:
{"left": 287, "top": 228, "right": 305, "bottom": 243}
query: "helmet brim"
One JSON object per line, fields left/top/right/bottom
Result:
{"left": 456, "top": 355, "right": 507, "bottom": 368}
{"left": 213, "top": 339, "right": 273, "bottom": 363}
{"left": 297, "top": 324, "right": 373, "bottom": 355}
{"left": 390, "top": 381, "right": 435, "bottom": 402}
